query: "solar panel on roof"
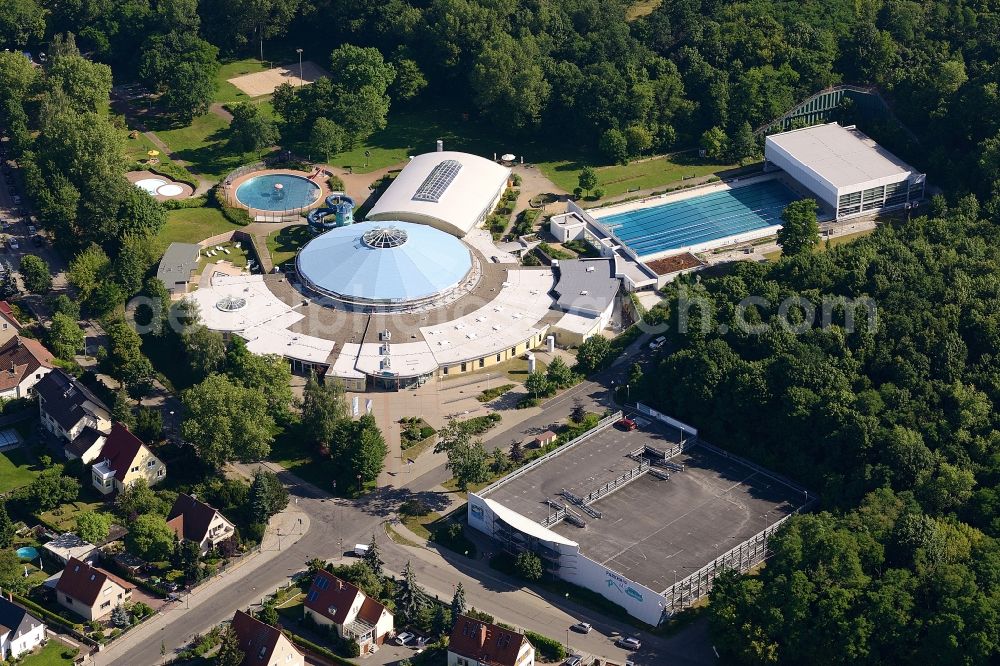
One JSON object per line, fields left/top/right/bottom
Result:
{"left": 412, "top": 159, "right": 462, "bottom": 202}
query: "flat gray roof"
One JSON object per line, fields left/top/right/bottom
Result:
{"left": 485, "top": 420, "right": 805, "bottom": 592}
{"left": 157, "top": 242, "right": 201, "bottom": 291}
{"left": 766, "top": 123, "right": 919, "bottom": 190}
{"left": 552, "top": 258, "right": 619, "bottom": 315}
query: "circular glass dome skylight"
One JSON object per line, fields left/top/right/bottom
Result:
{"left": 216, "top": 295, "right": 248, "bottom": 312}
{"left": 362, "top": 227, "right": 408, "bottom": 249}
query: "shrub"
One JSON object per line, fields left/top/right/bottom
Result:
{"left": 514, "top": 552, "right": 543, "bottom": 581}
{"left": 593, "top": 187, "right": 605, "bottom": 199}
{"left": 213, "top": 186, "right": 252, "bottom": 226}
{"left": 524, "top": 630, "right": 567, "bottom": 661}
{"left": 163, "top": 194, "right": 208, "bottom": 210}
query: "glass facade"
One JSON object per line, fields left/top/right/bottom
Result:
{"left": 836, "top": 177, "right": 923, "bottom": 218}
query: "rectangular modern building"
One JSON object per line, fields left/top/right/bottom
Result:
{"left": 765, "top": 122, "right": 925, "bottom": 219}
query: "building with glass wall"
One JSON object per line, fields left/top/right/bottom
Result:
{"left": 764, "top": 122, "right": 925, "bottom": 219}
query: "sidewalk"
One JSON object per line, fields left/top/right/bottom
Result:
{"left": 95, "top": 505, "right": 310, "bottom": 665}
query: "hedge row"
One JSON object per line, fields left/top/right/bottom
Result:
{"left": 148, "top": 163, "right": 199, "bottom": 189}
{"left": 524, "top": 630, "right": 567, "bottom": 661}
{"left": 213, "top": 186, "right": 252, "bottom": 226}
{"left": 286, "top": 631, "right": 355, "bottom": 666}
{"left": 163, "top": 194, "right": 209, "bottom": 210}
{"left": 13, "top": 593, "right": 96, "bottom": 646}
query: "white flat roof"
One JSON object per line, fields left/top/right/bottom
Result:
{"left": 367, "top": 151, "right": 510, "bottom": 236}
{"left": 766, "top": 123, "right": 919, "bottom": 191}
{"left": 421, "top": 268, "right": 554, "bottom": 366}
{"left": 188, "top": 274, "right": 297, "bottom": 332}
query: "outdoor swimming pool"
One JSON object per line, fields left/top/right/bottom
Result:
{"left": 235, "top": 174, "right": 321, "bottom": 211}
{"left": 598, "top": 179, "right": 801, "bottom": 256}
{"left": 16, "top": 546, "right": 38, "bottom": 560}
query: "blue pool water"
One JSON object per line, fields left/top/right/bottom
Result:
{"left": 235, "top": 174, "right": 321, "bottom": 211}
{"left": 16, "top": 546, "right": 38, "bottom": 560}
{"left": 598, "top": 180, "right": 801, "bottom": 256}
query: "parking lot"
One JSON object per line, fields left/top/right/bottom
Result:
{"left": 485, "top": 415, "right": 806, "bottom": 593}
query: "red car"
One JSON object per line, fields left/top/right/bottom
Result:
{"left": 618, "top": 418, "right": 637, "bottom": 431}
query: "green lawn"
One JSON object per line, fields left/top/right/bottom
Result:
{"left": 764, "top": 228, "right": 874, "bottom": 261}
{"left": 124, "top": 131, "right": 164, "bottom": 165}
{"left": 538, "top": 153, "right": 740, "bottom": 200}
{"left": 197, "top": 240, "right": 250, "bottom": 269}
{"left": 36, "top": 499, "right": 106, "bottom": 534}
{"left": 152, "top": 112, "right": 276, "bottom": 180}
{"left": 0, "top": 449, "right": 39, "bottom": 494}
{"left": 158, "top": 207, "right": 241, "bottom": 246}
{"left": 22, "top": 641, "right": 78, "bottom": 666}
{"left": 266, "top": 224, "right": 312, "bottom": 266}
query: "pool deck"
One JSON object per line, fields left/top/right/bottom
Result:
{"left": 225, "top": 168, "right": 331, "bottom": 215}
{"left": 589, "top": 172, "right": 783, "bottom": 220}
{"left": 126, "top": 169, "right": 195, "bottom": 201}
{"left": 586, "top": 173, "right": 804, "bottom": 261}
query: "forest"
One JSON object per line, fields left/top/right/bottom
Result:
{"left": 4, "top": 0, "right": 1000, "bottom": 662}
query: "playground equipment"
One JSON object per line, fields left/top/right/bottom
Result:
{"left": 307, "top": 192, "right": 355, "bottom": 231}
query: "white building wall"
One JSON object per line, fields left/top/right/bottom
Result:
{"left": 9, "top": 624, "right": 45, "bottom": 659}
{"left": 764, "top": 139, "right": 839, "bottom": 209}
{"left": 466, "top": 492, "right": 665, "bottom": 626}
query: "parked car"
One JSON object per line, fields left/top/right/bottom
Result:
{"left": 26, "top": 225, "right": 35, "bottom": 234}
{"left": 615, "top": 637, "right": 641, "bottom": 650}
{"left": 11, "top": 195, "right": 20, "bottom": 205}
{"left": 352, "top": 543, "right": 369, "bottom": 557}
{"left": 7, "top": 238, "right": 18, "bottom": 250}
{"left": 563, "top": 656, "right": 583, "bottom": 666}
{"left": 617, "top": 418, "right": 637, "bottom": 431}
{"left": 570, "top": 622, "right": 592, "bottom": 634}
{"left": 648, "top": 335, "right": 666, "bottom": 350}
{"left": 394, "top": 632, "right": 415, "bottom": 646}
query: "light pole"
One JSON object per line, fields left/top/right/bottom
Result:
{"left": 296, "top": 49, "right": 303, "bottom": 86}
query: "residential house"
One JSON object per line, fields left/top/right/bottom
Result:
{"left": 0, "top": 336, "right": 54, "bottom": 400}
{"left": 0, "top": 302, "right": 22, "bottom": 347}
{"left": 35, "top": 369, "right": 111, "bottom": 444}
{"left": 0, "top": 593, "right": 45, "bottom": 660}
{"left": 64, "top": 425, "right": 107, "bottom": 464}
{"left": 302, "top": 570, "right": 394, "bottom": 654}
{"left": 448, "top": 615, "right": 535, "bottom": 666}
{"left": 55, "top": 558, "right": 134, "bottom": 622}
{"left": 42, "top": 533, "right": 99, "bottom": 566}
{"left": 230, "top": 610, "right": 304, "bottom": 666}
{"left": 91, "top": 423, "right": 166, "bottom": 495}
{"left": 166, "top": 493, "right": 236, "bottom": 555}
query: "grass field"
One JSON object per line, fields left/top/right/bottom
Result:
{"left": 266, "top": 224, "right": 311, "bottom": 266}
{"left": 124, "top": 131, "right": 165, "bottom": 165}
{"left": 153, "top": 112, "right": 276, "bottom": 180}
{"left": 0, "top": 449, "right": 39, "bottom": 494}
{"left": 197, "top": 240, "right": 249, "bottom": 270}
{"left": 36, "top": 499, "right": 106, "bottom": 533}
{"left": 158, "top": 207, "right": 240, "bottom": 246}
{"left": 764, "top": 228, "right": 874, "bottom": 261}
{"left": 22, "top": 641, "right": 78, "bottom": 666}
{"left": 538, "top": 153, "right": 739, "bottom": 200}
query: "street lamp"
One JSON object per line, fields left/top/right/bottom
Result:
{"left": 296, "top": 49, "right": 304, "bottom": 86}
{"left": 357, "top": 473, "right": 362, "bottom": 492}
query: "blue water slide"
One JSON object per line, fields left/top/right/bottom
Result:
{"left": 307, "top": 192, "right": 355, "bottom": 230}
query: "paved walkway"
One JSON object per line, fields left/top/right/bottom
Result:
{"left": 319, "top": 163, "right": 405, "bottom": 210}
{"left": 209, "top": 103, "right": 234, "bottom": 122}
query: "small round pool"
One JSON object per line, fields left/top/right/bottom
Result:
{"left": 235, "top": 174, "right": 321, "bottom": 211}
{"left": 16, "top": 546, "right": 38, "bottom": 560}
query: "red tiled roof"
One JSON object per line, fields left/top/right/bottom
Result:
{"left": 448, "top": 615, "right": 530, "bottom": 666}
{"left": 357, "top": 596, "right": 388, "bottom": 625}
{"left": 55, "top": 557, "right": 135, "bottom": 606}
{"left": 97, "top": 423, "right": 147, "bottom": 482}
{"left": 303, "top": 570, "right": 362, "bottom": 625}
{"left": 0, "top": 302, "right": 21, "bottom": 328}
{"left": 0, "top": 336, "right": 53, "bottom": 392}
{"left": 231, "top": 609, "right": 296, "bottom": 665}
{"left": 167, "top": 493, "right": 226, "bottom": 544}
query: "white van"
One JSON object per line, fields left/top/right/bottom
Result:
{"left": 353, "top": 544, "right": 369, "bottom": 557}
